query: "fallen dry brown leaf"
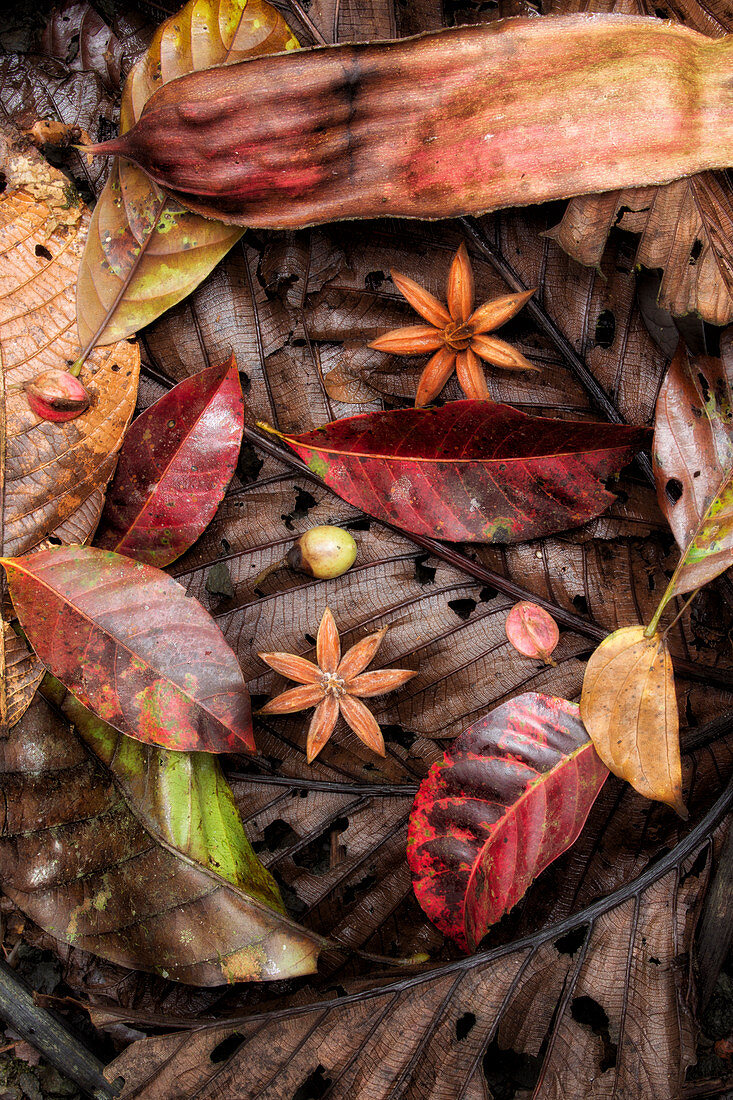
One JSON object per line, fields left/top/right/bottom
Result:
{"left": 0, "top": 123, "right": 139, "bottom": 726}
{"left": 650, "top": 340, "right": 733, "bottom": 624}
{"left": 580, "top": 625, "right": 685, "bottom": 816}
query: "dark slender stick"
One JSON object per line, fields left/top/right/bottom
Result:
{"left": 244, "top": 422, "right": 732, "bottom": 690}
{"left": 226, "top": 771, "right": 418, "bottom": 796}
{"left": 0, "top": 959, "right": 119, "bottom": 1099}
{"left": 695, "top": 817, "right": 733, "bottom": 1010}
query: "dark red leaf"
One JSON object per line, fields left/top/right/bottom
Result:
{"left": 1, "top": 545, "right": 254, "bottom": 754}
{"left": 276, "top": 401, "right": 649, "bottom": 543}
{"left": 95, "top": 355, "right": 244, "bottom": 567}
{"left": 407, "top": 693, "right": 609, "bottom": 951}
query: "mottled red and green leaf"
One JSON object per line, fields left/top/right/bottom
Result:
{"left": 1, "top": 546, "right": 253, "bottom": 754}
{"left": 95, "top": 356, "right": 244, "bottom": 567}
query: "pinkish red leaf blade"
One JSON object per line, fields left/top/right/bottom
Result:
{"left": 94, "top": 356, "right": 244, "bottom": 567}
{"left": 407, "top": 693, "right": 609, "bottom": 951}
{"left": 281, "top": 401, "right": 649, "bottom": 543}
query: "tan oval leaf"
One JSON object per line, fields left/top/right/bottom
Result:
{"left": 580, "top": 625, "right": 686, "bottom": 817}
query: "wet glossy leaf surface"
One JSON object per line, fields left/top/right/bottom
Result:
{"left": 95, "top": 356, "right": 244, "bottom": 567}
{"left": 408, "top": 693, "right": 609, "bottom": 950}
{"left": 279, "top": 401, "right": 649, "bottom": 543}
{"left": 0, "top": 687, "right": 320, "bottom": 985}
{"left": 3, "top": 546, "right": 254, "bottom": 754}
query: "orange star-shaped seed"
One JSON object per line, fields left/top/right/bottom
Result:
{"left": 369, "top": 242, "right": 538, "bottom": 407}
{"left": 257, "top": 608, "right": 417, "bottom": 763}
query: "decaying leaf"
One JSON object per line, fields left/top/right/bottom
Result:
{"left": 92, "top": 17, "right": 733, "bottom": 231}
{"left": 39, "top": 0, "right": 127, "bottom": 90}
{"left": 580, "top": 625, "right": 685, "bottom": 816}
{"left": 273, "top": 400, "right": 649, "bottom": 543}
{"left": 0, "top": 687, "right": 321, "bottom": 984}
{"left": 543, "top": 0, "right": 733, "bottom": 324}
{"left": 76, "top": 0, "right": 299, "bottom": 348}
{"left": 547, "top": 174, "right": 733, "bottom": 326}
{"left": 0, "top": 53, "right": 117, "bottom": 198}
{"left": 408, "top": 693, "right": 608, "bottom": 950}
{"left": 2, "top": 546, "right": 254, "bottom": 754}
{"left": 0, "top": 124, "right": 139, "bottom": 729}
{"left": 0, "top": 624, "right": 44, "bottom": 731}
{"left": 102, "top": 777, "right": 731, "bottom": 1098}
{"left": 650, "top": 339, "right": 733, "bottom": 625}
{"left": 95, "top": 356, "right": 244, "bottom": 567}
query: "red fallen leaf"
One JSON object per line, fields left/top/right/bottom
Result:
{"left": 95, "top": 355, "right": 244, "bottom": 567}
{"left": 407, "top": 693, "right": 609, "bottom": 951}
{"left": 1, "top": 545, "right": 254, "bottom": 754}
{"left": 505, "top": 601, "right": 560, "bottom": 663}
{"left": 271, "top": 401, "right": 649, "bottom": 543}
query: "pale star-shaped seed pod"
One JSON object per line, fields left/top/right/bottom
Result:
{"left": 257, "top": 607, "right": 417, "bottom": 763}
{"left": 370, "top": 242, "right": 538, "bottom": 406}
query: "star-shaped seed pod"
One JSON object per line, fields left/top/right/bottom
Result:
{"left": 257, "top": 608, "right": 417, "bottom": 763}
{"left": 369, "top": 242, "right": 538, "bottom": 406}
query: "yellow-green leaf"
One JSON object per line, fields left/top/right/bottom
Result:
{"left": 76, "top": 0, "right": 299, "bottom": 348}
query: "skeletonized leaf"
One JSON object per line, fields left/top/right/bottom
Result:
{"left": 408, "top": 693, "right": 608, "bottom": 951}
{"left": 275, "top": 400, "right": 649, "bottom": 543}
{"left": 95, "top": 356, "right": 244, "bottom": 567}
{"left": 0, "top": 687, "right": 320, "bottom": 984}
{"left": 76, "top": 0, "right": 299, "bottom": 348}
{"left": 2, "top": 546, "right": 254, "bottom": 754}
{"left": 580, "top": 625, "right": 685, "bottom": 815}
{"left": 652, "top": 340, "right": 733, "bottom": 616}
